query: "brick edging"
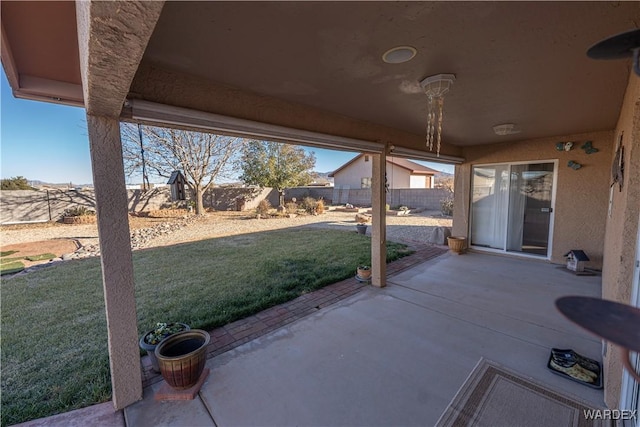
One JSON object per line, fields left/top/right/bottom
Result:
{"left": 141, "top": 244, "right": 448, "bottom": 387}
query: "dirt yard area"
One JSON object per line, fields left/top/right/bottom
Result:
{"left": 0, "top": 214, "right": 189, "bottom": 267}
{"left": 0, "top": 209, "right": 453, "bottom": 271}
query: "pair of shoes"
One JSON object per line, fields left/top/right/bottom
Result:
{"left": 549, "top": 359, "right": 598, "bottom": 384}
{"left": 551, "top": 348, "right": 600, "bottom": 373}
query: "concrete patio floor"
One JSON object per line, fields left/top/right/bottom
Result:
{"left": 124, "top": 252, "right": 603, "bottom": 426}
{"left": 16, "top": 251, "right": 604, "bottom": 426}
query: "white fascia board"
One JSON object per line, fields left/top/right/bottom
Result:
{"left": 126, "top": 99, "right": 385, "bottom": 153}
{"left": 389, "top": 145, "right": 464, "bottom": 164}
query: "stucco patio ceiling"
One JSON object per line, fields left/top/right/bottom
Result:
{"left": 2, "top": 1, "right": 639, "bottom": 151}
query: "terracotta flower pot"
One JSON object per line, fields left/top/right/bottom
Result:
{"left": 155, "top": 330, "right": 210, "bottom": 390}
{"left": 357, "top": 266, "right": 371, "bottom": 280}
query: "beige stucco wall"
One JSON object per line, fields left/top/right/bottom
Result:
{"left": 333, "top": 155, "right": 373, "bottom": 188}
{"left": 453, "top": 130, "right": 614, "bottom": 268}
{"left": 388, "top": 164, "right": 411, "bottom": 189}
{"left": 601, "top": 74, "right": 640, "bottom": 408}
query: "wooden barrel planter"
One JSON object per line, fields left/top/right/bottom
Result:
{"left": 447, "top": 236, "right": 467, "bottom": 254}
{"left": 155, "top": 330, "right": 210, "bottom": 390}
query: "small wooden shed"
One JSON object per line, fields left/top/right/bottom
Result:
{"left": 167, "top": 170, "right": 187, "bottom": 201}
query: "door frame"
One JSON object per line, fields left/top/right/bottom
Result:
{"left": 619, "top": 213, "right": 640, "bottom": 426}
{"left": 468, "top": 159, "right": 558, "bottom": 260}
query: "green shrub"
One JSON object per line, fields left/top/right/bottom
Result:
{"left": 256, "top": 199, "right": 271, "bottom": 216}
{"left": 285, "top": 202, "right": 298, "bottom": 214}
{"left": 64, "top": 206, "right": 95, "bottom": 217}
{"left": 441, "top": 197, "right": 454, "bottom": 216}
{"left": 301, "top": 197, "right": 317, "bottom": 214}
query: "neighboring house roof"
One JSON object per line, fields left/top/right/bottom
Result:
{"left": 167, "top": 170, "right": 185, "bottom": 184}
{"left": 388, "top": 157, "right": 439, "bottom": 175}
{"left": 328, "top": 154, "right": 439, "bottom": 177}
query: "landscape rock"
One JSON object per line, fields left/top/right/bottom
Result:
{"left": 62, "top": 215, "right": 203, "bottom": 261}
{"left": 427, "top": 226, "right": 452, "bottom": 245}
{"left": 355, "top": 213, "right": 371, "bottom": 224}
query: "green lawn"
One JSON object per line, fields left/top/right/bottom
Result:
{"left": 1, "top": 252, "right": 56, "bottom": 276}
{"left": 1, "top": 228, "right": 411, "bottom": 426}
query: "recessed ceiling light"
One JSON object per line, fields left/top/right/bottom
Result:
{"left": 493, "top": 124, "right": 521, "bottom": 136}
{"left": 382, "top": 46, "right": 417, "bottom": 64}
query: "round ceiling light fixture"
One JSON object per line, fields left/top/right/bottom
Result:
{"left": 382, "top": 46, "right": 417, "bottom": 64}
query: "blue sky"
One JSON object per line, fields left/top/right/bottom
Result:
{"left": 1, "top": 69, "right": 452, "bottom": 184}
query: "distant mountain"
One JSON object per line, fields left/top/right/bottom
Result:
{"left": 434, "top": 170, "right": 453, "bottom": 178}
{"left": 28, "top": 180, "right": 93, "bottom": 189}
{"left": 312, "top": 171, "right": 334, "bottom": 185}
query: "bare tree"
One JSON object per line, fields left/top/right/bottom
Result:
{"left": 121, "top": 124, "right": 244, "bottom": 214}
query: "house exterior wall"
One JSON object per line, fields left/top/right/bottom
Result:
{"left": 333, "top": 156, "right": 427, "bottom": 189}
{"left": 601, "top": 75, "right": 640, "bottom": 409}
{"left": 387, "top": 163, "right": 412, "bottom": 189}
{"left": 333, "top": 155, "right": 373, "bottom": 188}
{"left": 453, "top": 130, "right": 614, "bottom": 268}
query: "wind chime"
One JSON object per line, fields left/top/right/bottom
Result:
{"left": 420, "top": 74, "right": 455, "bottom": 157}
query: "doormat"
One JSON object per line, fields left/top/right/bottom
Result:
{"left": 435, "top": 358, "right": 608, "bottom": 427}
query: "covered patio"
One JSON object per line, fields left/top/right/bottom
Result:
{"left": 2, "top": 1, "right": 639, "bottom": 424}
{"left": 20, "top": 252, "right": 604, "bottom": 426}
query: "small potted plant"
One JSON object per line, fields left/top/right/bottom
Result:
{"left": 139, "top": 322, "right": 190, "bottom": 372}
{"left": 356, "top": 265, "right": 371, "bottom": 280}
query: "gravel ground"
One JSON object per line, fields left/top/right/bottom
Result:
{"left": 129, "top": 209, "right": 452, "bottom": 248}
{"left": 0, "top": 216, "right": 183, "bottom": 247}
{"left": 0, "top": 223, "right": 100, "bottom": 247}
{"left": 0, "top": 209, "right": 452, "bottom": 250}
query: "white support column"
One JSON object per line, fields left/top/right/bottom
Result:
{"left": 371, "top": 151, "right": 387, "bottom": 287}
{"left": 87, "top": 115, "right": 142, "bottom": 409}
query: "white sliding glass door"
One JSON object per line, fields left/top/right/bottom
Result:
{"left": 471, "top": 162, "right": 556, "bottom": 257}
{"left": 471, "top": 165, "right": 510, "bottom": 250}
